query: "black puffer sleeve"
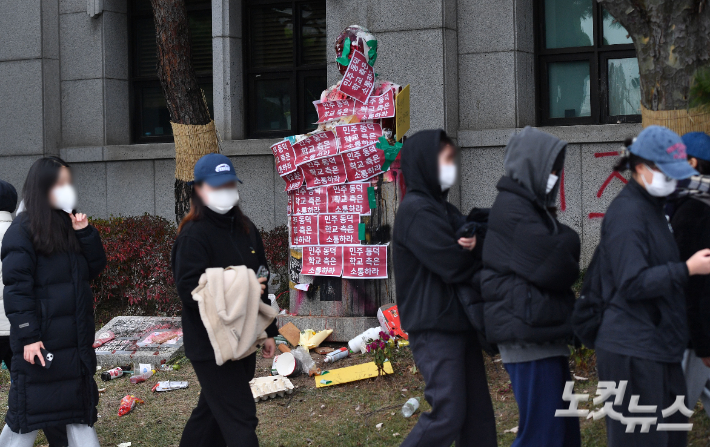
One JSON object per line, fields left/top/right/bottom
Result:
{"left": 75, "top": 225, "right": 107, "bottom": 280}
{"left": 1, "top": 221, "right": 41, "bottom": 345}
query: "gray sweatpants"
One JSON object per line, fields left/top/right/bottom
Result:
{"left": 0, "top": 424, "right": 100, "bottom": 447}
{"left": 682, "top": 349, "right": 710, "bottom": 418}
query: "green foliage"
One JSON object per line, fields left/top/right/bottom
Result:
{"left": 691, "top": 67, "right": 710, "bottom": 110}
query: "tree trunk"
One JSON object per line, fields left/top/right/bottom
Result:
{"left": 150, "top": 0, "right": 214, "bottom": 223}
{"left": 598, "top": 0, "right": 710, "bottom": 112}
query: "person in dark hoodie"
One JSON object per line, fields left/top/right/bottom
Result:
{"left": 670, "top": 132, "right": 710, "bottom": 419}
{"left": 393, "top": 129, "right": 497, "bottom": 447}
{"left": 595, "top": 126, "right": 710, "bottom": 447}
{"left": 172, "top": 154, "right": 277, "bottom": 447}
{"left": 481, "top": 126, "right": 581, "bottom": 447}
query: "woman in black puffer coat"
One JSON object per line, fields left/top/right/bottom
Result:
{"left": 0, "top": 157, "right": 106, "bottom": 447}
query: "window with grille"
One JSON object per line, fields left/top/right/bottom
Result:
{"left": 536, "top": 0, "right": 641, "bottom": 126}
{"left": 244, "top": 0, "right": 327, "bottom": 138}
{"left": 130, "top": 0, "right": 213, "bottom": 143}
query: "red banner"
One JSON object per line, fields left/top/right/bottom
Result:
{"left": 313, "top": 99, "right": 356, "bottom": 124}
{"left": 335, "top": 123, "right": 384, "bottom": 153}
{"left": 326, "top": 183, "right": 371, "bottom": 215}
{"left": 342, "top": 145, "right": 385, "bottom": 182}
{"left": 302, "top": 155, "right": 348, "bottom": 189}
{"left": 283, "top": 167, "right": 304, "bottom": 192}
{"left": 293, "top": 131, "right": 339, "bottom": 166}
{"left": 338, "top": 50, "right": 375, "bottom": 103}
{"left": 291, "top": 186, "right": 327, "bottom": 215}
{"left": 358, "top": 89, "right": 396, "bottom": 120}
{"left": 343, "top": 245, "right": 388, "bottom": 279}
{"left": 318, "top": 213, "right": 359, "bottom": 245}
{"left": 301, "top": 246, "right": 343, "bottom": 277}
{"left": 290, "top": 214, "right": 318, "bottom": 246}
{"left": 271, "top": 140, "right": 298, "bottom": 176}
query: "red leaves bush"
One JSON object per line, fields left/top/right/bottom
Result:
{"left": 91, "top": 215, "right": 179, "bottom": 316}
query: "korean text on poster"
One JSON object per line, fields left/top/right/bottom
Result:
{"left": 290, "top": 186, "right": 327, "bottom": 215}
{"left": 290, "top": 214, "right": 318, "bottom": 246}
{"left": 301, "top": 246, "right": 343, "bottom": 277}
{"left": 283, "top": 167, "right": 304, "bottom": 192}
{"left": 302, "top": 155, "right": 348, "bottom": 189}
{"left": 271, "top": 140, "right": 298, "bottom": 176}
{"left": 343, "top": 245, "right": 388, "bottom": 279}
{"left": 342, "top": 145, "right": 385, "bottom": 182}
{"left": 313, "top": 99, "right": 356, "bottom": 124}
{"left": 318, "top": 214, "right": 359, "bottom": 245}
{"left": 293, "top": 131, "right": 340, "bottom": 166}
{"left": 327, "top": 183, "right": 371, "bottom": 215}
{"left": 338, "top": 50, "right": 375, "bottom": 103}
{"left": 357, "top": 89, "right": 396, "bottom": 120}
{"left": 335, "top": 123, "right": 384, "bottom": 153}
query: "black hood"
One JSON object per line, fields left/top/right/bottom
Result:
{"left": 0, "top": 179, "right": 17, "bottom": 213}
{"left": 401, "top": 129, "right": 447, "bottom": 199}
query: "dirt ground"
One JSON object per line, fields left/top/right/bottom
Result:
{"left": 0, "top": 343, "right": 708, "bottom": 447}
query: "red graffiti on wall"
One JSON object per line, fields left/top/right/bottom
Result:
{"left": 589, "top": 151, "right": 628, "bottom": 219}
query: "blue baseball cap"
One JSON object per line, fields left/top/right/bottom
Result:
{"left": 628, "top": 126, "right": 698, "bottom": 180}
{"left": 193, "top": 153, "right": 242, "bottom": 187}
{"left": 682, "top": 132, "right": 710, "bottom": 162}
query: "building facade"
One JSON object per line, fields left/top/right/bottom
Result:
{"left": 0, "top": 0, "right": 642, "bottom": 265}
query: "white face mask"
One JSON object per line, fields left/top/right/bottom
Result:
{"left": 546, "top": 174, "right": 559, "bottom": 194}
{"left": 641, "top": 165, "right": 677, "bottom": 197}
{"left": 439, "top": 163, "right": 457, "bottom": 192}
{"left": 51, "top": 184, "right": 77, "bottom": 214}
{"left": 206, "top": 188, "right": 240, "bottom": 214}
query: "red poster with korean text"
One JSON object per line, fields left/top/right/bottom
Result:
{"left": 302, "top": 155, "right": 348, "bottom": 189}
{"left": 318, "top": 214, "right": 359, "bottom": 245}
{"left": 293, "top": 131, "right": 339, "bottom": 166}
{"left": 326, "top": 183, "right": 371, "bottom": 215}
{"left": 313, "top": 99, "right": 357, "bottom": 124}
{"left": 343, "top": 245, "right": 388, "bottom": 279}
{"left": 338, "top": 50, "right": 375, "bottom": 103}
{"left": 291, "top": 186, "right": 327, "bottom": 215}
{"left": 271, "top": 140, "right": 297, "bottom": 176}
{"left": 283, "top": 167, "right": 304, "bottom": 192}
{"left": 357, "top": 89, "right": 396, "bottom": 120}
{"left": 301, "top": 246, "right": 343, "bottom": 277}
{"left": 290, "top": 214, "right": 318, "bottom": 246}
{"left": 335, "top": 123, "right": 384, "bottom": 153}
{"left": 342, "top": 145, "right": 384, "bottom": 182}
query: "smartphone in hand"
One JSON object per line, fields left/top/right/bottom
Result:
{"left": 256, "top": 265, "right": 269, "bottom": 279}
{"left": 39, "top": 348, "right": 53, "bottom": 369}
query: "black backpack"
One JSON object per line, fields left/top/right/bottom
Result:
{"left": 571, "top": 245, "right": 608, "bottom": 348}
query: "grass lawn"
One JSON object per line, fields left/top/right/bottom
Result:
{"left": 0, "top": 345, "right": 708, "bottom": 447}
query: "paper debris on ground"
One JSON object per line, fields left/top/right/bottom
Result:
{"left": 315, "top": 361, "right": 394, "bottom": 388}
{"left": 152, "top": 381, "right": 189, "bottom": 392}
{"left": 117, "top": 443, "right": 131, "bottom": 447}
{"left": 278, "top": 322, "right": 301, "bottom": 346}
{"left": 250, "top": 375, "right": 295, "bottom": 402}
{"left": 504, "top": 426, "right": 519, "bottom": 434}
{"left": 573, "top": 375, "right": 589, "bottom": 381}
{"left": 376, "top": 423, "right": 383, "bottom": 429}
{"left": 300, "top": 328, "right": 333, "bottom": 350}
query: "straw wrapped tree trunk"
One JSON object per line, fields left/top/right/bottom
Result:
{"left": 150, "top": 0, "right": 218, "bottom": 224}
{"left": 599, "top": 0, "right": 710, "bottom": 133}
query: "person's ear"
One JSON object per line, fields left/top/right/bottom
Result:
{"left": 689, "top": 157, "right": 699, "bottom": 169}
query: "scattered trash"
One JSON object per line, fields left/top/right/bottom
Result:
{"left": 278, "top": 322, "right": 301, "bottom": 346}
{"left": 277, "top": 344, "right": 291, "bottom": 354}
{"left": 315, "top": 361, "right": 394, "bottom": 388}
{"left": 319, "top": 379, "right": 333, "bottom": 385}
{"left": 117, "top": 443, "right": 132, "bottom": 447}
{"left": 291, "top": 346, "right": 319, "bottom": 376}
{"left": 573, "top": 375, "right": 589, "bottom": 381}
{"left": 410, "top": 365, "right": 418, "bottom": 374}
{"left": 504, "top": 426, "right": 519, "bottom": 434}
{"left": 397, "top": 340, "right": 409, "bottom": 348}
{"left": 493, "top": 358, "right": 502, "bottom": 363}
{"left": 323, "top": 348, "right": 350, "bottom": 364}
{"left": 393, "top": 433, "right": 400, "bottom": 437}
{"left": 130, "top": 368, "right": 155, "bottom": 384}
{"left": 98, "top": 388, "right": 106, "bottom": 393}
{"left": 376, "top": 423, "right": 383, "bottom": 429}
{"left": 159, "top": 364, "right": 179, "bottom": 372}
{"left": 402, "top": 397, "right": 420, "bottom": 417}
{"left": 314, "top": 347, "right": 334, "bottom": 355}
{"left": 117, "top": 395, "right": 144, "bottom": 416}
{"left": 274, "top": 335, "right": 288, "bottom": 345}
{"left": 299, "top": 329, "right": 333, "bottom": 350}
{"left": 101, "top": 366, "right": 132, "bottom": 382}
{"left": 320, "top": 404, "right": 326, "bottom": 409}
{"left": 250, "top": 375, "right": 295, "bottom": 402}
{"left": 152, "top": 381, "right": 189, "bottom": 392}
{"left": 273, "top": 352, "right": 302, "bottom": 377}
{"left": 348, "top": 327, "right": 382, "bottom": 354}
{"left": 93, "top": 330, "right": 116, "bottom": 348}
{"left": 377, "top": 304, "right": 408, "bottom": 340}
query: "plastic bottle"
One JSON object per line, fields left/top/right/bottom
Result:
{"left": 129, "top": 369, "right": 155, "bottom": 384}
{"left": 348, "top": 327, "right": 383, "bottom": 354}
{"left": 101, "top": 366, "right": 130, "bottom": 381}
{"left": 402, "top": 397, "right": 420, "bottom": 418}
{"left": 324, "top": 349, "right": 350, "bottom": 363}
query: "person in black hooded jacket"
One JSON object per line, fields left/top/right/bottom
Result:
{"left": 0, "top": 157, "right": 105, "bottom": 447}
{"left": 393, "top": 129, "right": 497, "bottom": 447}
{"left": 481, "top": 127, "right": 581, "bottom": 447}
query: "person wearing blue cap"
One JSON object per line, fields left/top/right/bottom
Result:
{"left": 592, "top": 126, "right": 710, "bottom": 447}
{"left": 670, "top": 132, "right": 710, "bottom": 420}
{"left": 171, "top": 153, "right": 277, "bottom": 447}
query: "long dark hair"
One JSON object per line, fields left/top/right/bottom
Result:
{"left": 177, "top": 182, "right": 249, "bottom": 234}
{"left": 23, "top": 157, "right": 81, "bottom": 256}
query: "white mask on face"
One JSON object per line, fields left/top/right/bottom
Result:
{"left": 641, "top": 165, "right": 677, "bottom": 197}
{"left": 439, "top": 164, "right": 457, "bottom": 192}
{"left": 206, "top": 188, "right": 240, "bottom": 214}
{"left": 51, "top": 184, "right": 77, "bottom": 214}
{"left": 546, "top": 174, "right": 559, "bottom": 194}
